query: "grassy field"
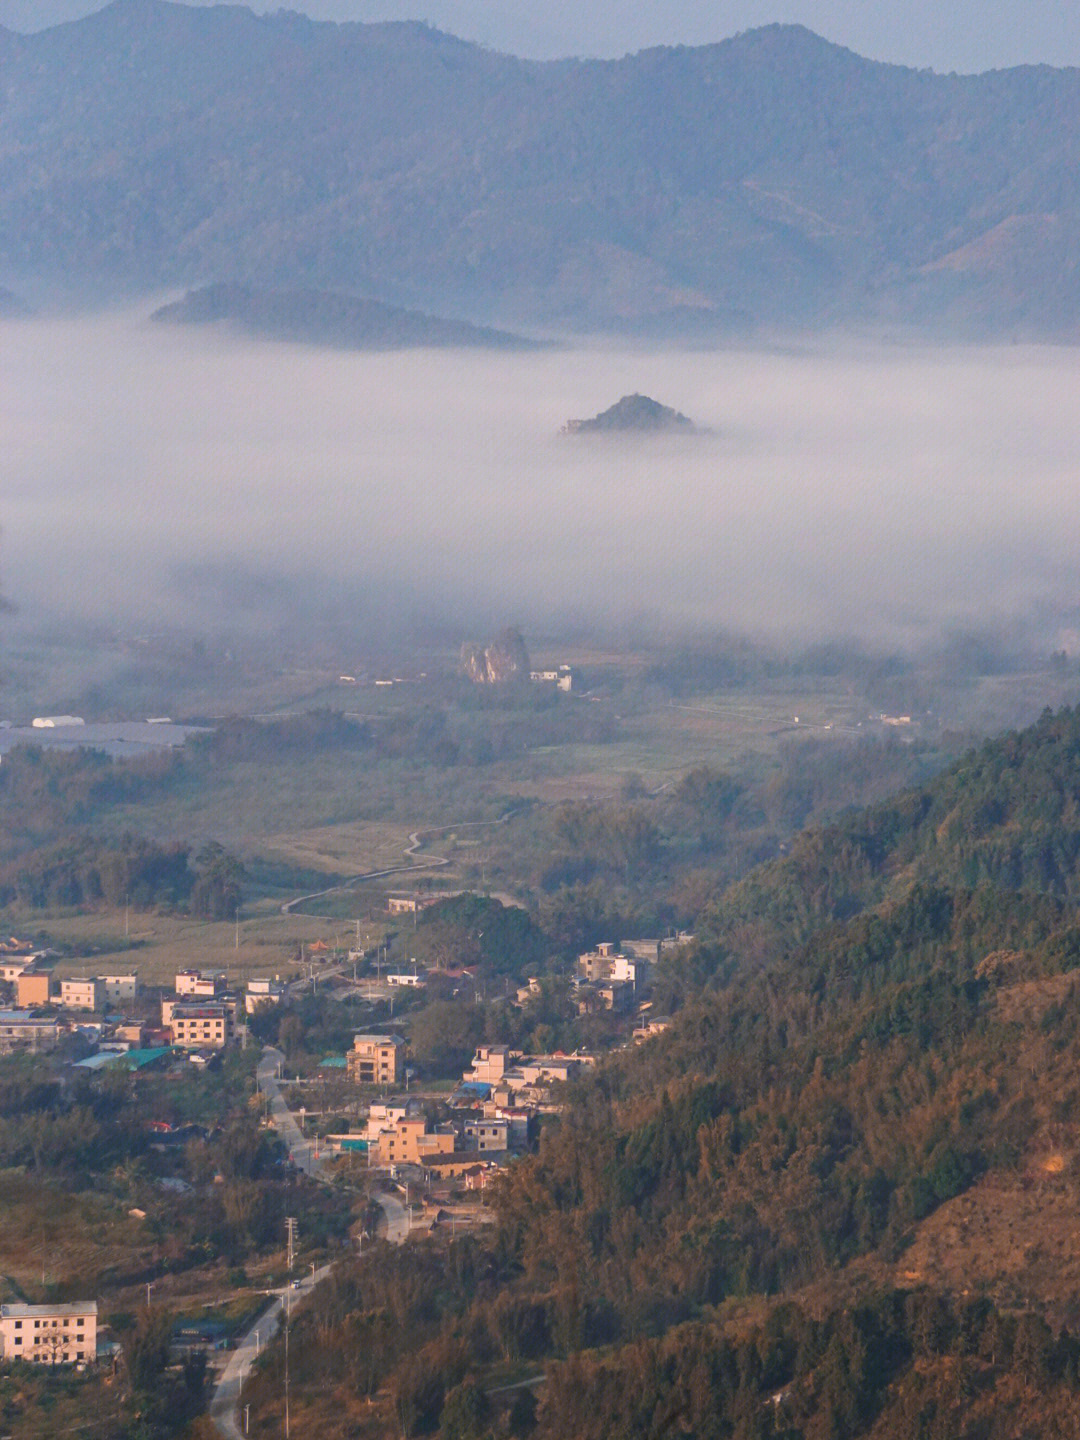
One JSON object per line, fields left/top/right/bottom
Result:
{"left": 37, "top": 906, "right": 382, "bottom": 987}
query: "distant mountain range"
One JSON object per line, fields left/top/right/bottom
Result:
{"left": 2, "top": 1, "right": 1080, "bottom": 336}
{"left": 151, "top": 283, "right": 537, "bottom": 350}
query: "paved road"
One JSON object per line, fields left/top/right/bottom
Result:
{"left": 257, "top": 1047, "right": 328, "bottom": 1178}
{"left": 210, "top": 1267, "right": 330, "bottom": 1439}
{"left": 487, "top": 1374, "right": 547, "bottom": 1397}
{"left": 210, "top": 1048, "right": 417, "bottom": 1435}
{"left": 211, "top": 1051, "right": 339, "bottom": 1437}
{"left": 373, "top": 1185, "right": 411, "bottom": 1244}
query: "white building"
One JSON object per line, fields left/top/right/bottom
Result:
{"left": 466, "top": 1044, "right": 512, "bottom": 1085}
{"left": 462, "top": 1118, "right": 509, "bottom": 1154}
{"left": 0, "top": 1302, "right": 97, "bottom": 1364}
{"left": 175, "top": 970, "right": 220, "bottom": 997}
{"left": 97, "top": 973, "right": 138, "bottom": 1005}
{"left": 529, "top": 666, "right": 572, "bottom": 692}
{"left": 30, "top": 716, "right": 84, "bottom": 729}
{"left": 0, "top": 1012, "right": 61, "bottom": 1054}
{"left": 245, "top": 978, "right": 287, "bottom": 1014}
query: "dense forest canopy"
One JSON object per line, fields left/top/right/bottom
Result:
{"left": 250, "top": 703, "right": 1080, "bottom": 1439}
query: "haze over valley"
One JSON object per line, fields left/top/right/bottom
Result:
{"left": 4, "top": 309, "right": 1080, "bottom": 660}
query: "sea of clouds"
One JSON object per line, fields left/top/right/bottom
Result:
{"left": 2, "top": 309, "right": 1078, "bottom": 652}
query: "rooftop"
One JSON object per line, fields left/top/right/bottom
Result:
{"left": 1, "top": 1302, "right": 97, "bottom": 1318}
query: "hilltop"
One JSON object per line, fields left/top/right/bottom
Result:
{"left": 150, "top": 282, "right": 538, "bottom": 351}
{"left": 563, "top": 394, "right": 695, "bottom": 433}
{"left": 2, "top": 4, "right": 1080, "bottom": 335}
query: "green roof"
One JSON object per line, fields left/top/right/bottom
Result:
{"left": 119, "top": 1046, "right": 173, "bottom": 1069}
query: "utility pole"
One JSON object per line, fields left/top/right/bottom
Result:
{"left": 285, "top": 1215, "right": 297, "bottom": 1273}
{"left": 243, "top": 1403, "right": 250, "bottom": 1435}
{"left": 145, "top": 1282, "right": 154, "bottom": 1308}
{"left": 284, "top": 1285, "right": 291, "bottom": 1440}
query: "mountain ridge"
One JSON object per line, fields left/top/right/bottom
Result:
{"left": 150, "top": 282, "right": 539, "bottom": 350}
{"left": 3, "top": 3, "right": 1080, "bottom": 334}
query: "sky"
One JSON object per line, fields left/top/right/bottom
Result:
{"left": 2, "top": 0, "right": 1080, "bottom": 74}
{"left": 4, "top": 311, "right": 1080, "bottom": 654}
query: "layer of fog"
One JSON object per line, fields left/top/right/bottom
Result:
{"left": 2, "top": 310, "right": 1079, "bottom": 655}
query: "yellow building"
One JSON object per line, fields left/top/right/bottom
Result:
{"left": 346, "top": 1033, "right": 405, "bottom": 1085}
{"left": 169, "top": 1002, "right": 231, "bottom": 1050}
{"left": 59, "top": 978, "right": 103, "bottom": 1012}
{"left": 15, "top": 972, "right": 51, "bottom": 1008}
{"left": 0, "top": 1302, "right": 97, "bottom": 1364}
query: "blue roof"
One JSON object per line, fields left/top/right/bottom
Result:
{"left": 320, "top": 1055, "right": 348, "bottom": 1068}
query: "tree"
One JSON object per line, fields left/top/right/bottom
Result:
{"left": 190, "top": 842, "right": 245, "bottom": 920}
{"left": 126, "top": 1307, "right": 173, "bottom": 1393}
{"left": 439, "top": 1379, "right": 490, "bottom": 1440}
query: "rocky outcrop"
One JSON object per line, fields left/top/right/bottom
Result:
{"left": 461, "top": 627, "right": 531, "bottom": 685}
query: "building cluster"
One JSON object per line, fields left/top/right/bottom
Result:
{"left": 0, "top": 946, "right": 289, "bottom": 1064}
{"left": 462, "top": 1043, "right": 596, "bottom": 1105}
{"left": 330, "top": 1031, "right": 573, "bottom": 1186}
{"left": 529, "top": 665, "right": 573, "bottom": 691}
{"left": 158, "top": 969, "right": 281, "bottom": 1055}
{"left": 568, "top": 936, "right": 691, "bottom": 1025}
{"left": 572, "top": 941, "right": 645, "bottom": 1014}
{"left": 326, "top": 1089, "right": 533, "bottom": 1186}
{"left": 0, "top": 943, "right": 142, "bottom": 1056}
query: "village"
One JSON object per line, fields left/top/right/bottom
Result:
{"left": 0, "top": 921, "right": 685, "bottom": 1376}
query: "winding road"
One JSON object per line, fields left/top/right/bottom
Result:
{"left": 210, "top": 1045, "right": 416, "bottom": 1435}
{"left": 209, "top": 1048, "right": 333, "bottom": 1437}
{"left": 280, "top": 810, "right": 522, "bottom": 916}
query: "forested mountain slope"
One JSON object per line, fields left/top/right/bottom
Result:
{"left": 3, "top": 2, "right": 1080, "bottom": 333}
{"left": 267, "top": 705, "right": 1080, "bottom": 1438}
